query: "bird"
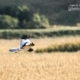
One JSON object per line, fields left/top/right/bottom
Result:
{"left": 9, "top": 35, "right": 35, "bottom": 53}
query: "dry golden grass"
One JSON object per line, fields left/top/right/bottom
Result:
{"left": 1, "top": 36, "right": 80, "bottom": 51}
{"left": 0, "top": 52, "right": 80, "bottom": 80}
{"left": 32, "top": 36, "right": 80, "bottom": 50}
{"left": 0, "top": 37, "right": 80, "bottom": 80}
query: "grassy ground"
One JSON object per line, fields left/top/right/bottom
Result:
{"left": 1, "top": 36, "right": 80, "bottom": 52}
{"left": 0, "top": 37, "right": 80, "bottom": 80}
{"left": 0, "top": 52, "right": 80, "bottom": 80}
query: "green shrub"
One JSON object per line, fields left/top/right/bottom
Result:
{"left": 30, "top": 13, "right": 50, "bottom": 29}
{"left": 20, "top": 13, "right": 50, "bottom": 29}
{"left": 0, "top": 15, "right": 19, "bottom": 29}
{"left": 35, "top": 43, "right": 80, "bottom": 53}
{"left": 0, "top": 6, "right": 50, "bottom": 29}
{"left": 0, "top": 27, "right": 80, "bottom": 39}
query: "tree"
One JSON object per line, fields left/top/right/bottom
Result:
{"left": 0, "top": 15, "right": 19, "bottom": 29}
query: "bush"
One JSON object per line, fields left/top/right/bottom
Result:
{"left": 0, "top": 15, "right": 19, "bottom": 29}
{"left": 35, "top": 43, "right": 80, "bottom": 53}
{"left": 33, "top": 13, "right": 50, "bottom": 28}
{"left": 0, "top": 5, "right": 50, "bottom": 29}
{"left": 25, "top": 13, "right": 50, "bottom": 29}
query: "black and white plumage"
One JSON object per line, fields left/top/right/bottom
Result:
{"left": 9, "top": 35, "right": 35, "bottom": 53}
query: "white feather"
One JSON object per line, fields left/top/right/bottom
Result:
{"left": 9, "top": 39, "right": 32, "bottom": 53}
{"left": 9, "top": 48, "right": 20, "bottom": 52}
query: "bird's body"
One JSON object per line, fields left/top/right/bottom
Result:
{"left": 9, "top": 35, "right": 35, "bottom": 53}
{"left": 20, "top": 39, "right": 31, "bottom": 48}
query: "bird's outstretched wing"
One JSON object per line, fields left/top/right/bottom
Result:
{"left": 22, "top": 42, "right": 35, "bottom": 51}
{"left": 9, "top": 48, "right": 20, "bottom": 52}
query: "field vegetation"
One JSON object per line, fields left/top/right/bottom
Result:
{"left": 1, "top": 36, "right": 80, "bottom": 53}
{"left": 0, "top": 0, "right": 80, "bottom": 26}
{"left": 0, "top": 37, "right": 80, "bottom": 80}
{"left": 0, "top": 5, "right": 50, "bottom": 29}
{"left": 35, "top": 37, "right": 80, "bottom": 53}
{"left": 0, "top": 27, "right": 80, "bottom": 39}
{"left": 0, "top": 52, "right": 80, "bottom": 80}
{"left": 0, "top": 0, "right": 80, "bottom": 79}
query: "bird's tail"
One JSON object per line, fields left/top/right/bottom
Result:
{"left": 9, "top": 48, "right": 20, "bottom": 52}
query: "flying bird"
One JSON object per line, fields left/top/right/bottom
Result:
{"left": 9, "top": 35, "right": 35, "bottom": 53}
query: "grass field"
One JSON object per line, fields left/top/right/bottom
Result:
{"left": 0, "top": 52, "right": 80, "bottom": 80}
{"left": 1, "top": 36, "right": 80, "bottom": 52}
{"left": 0, "top": 37, "right": 80, "bottom": 80}
{"left": 0, "top": 27, "right": 80, "bottom": 39}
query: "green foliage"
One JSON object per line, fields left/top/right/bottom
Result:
{"left": 57, "top": 11, "right": 80, "bottom": 25}
{"left": 0, "top": 5, "right": 50, "bottom": 29}
{"left": 31, "top": 0, "right": 80, "bottom": 25}
{"left": 0, "top": 15, "right": 19, "bottom": 29}
{"left": 30, "top": 13, "right": 50, "bottom": 29}
{"left": 35, "top": 43, "right": 80, "bottom": 53}
{"left": 0, "top": 27, "right": 80, "bottom": 39}
{"left": 0, "top": 0, "right": 80, "bottom": 26}
{"left": 18, "top": 5, "right": 29, "bottom": 12}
